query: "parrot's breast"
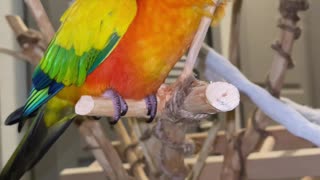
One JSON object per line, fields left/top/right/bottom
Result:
{"left": 67, "top": 0, "right": 212, "bottom": 100}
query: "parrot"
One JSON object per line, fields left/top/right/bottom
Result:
{"left": 0, "top": 0, "right": 226, "bottom": 179}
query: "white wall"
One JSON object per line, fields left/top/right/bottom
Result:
{"left": 0, "top": 0, "right": 27, "bottom": 173}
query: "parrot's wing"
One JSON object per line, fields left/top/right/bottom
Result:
{"left": 22, "top": 0, "right": 137, "bottom": 119}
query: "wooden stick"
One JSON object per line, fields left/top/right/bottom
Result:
{"left": 24, "top": 0, "right": 55, "bottom": 44}
{"left": 131, "top": 119, "right": 159, "bottom": 176}
{"left": 189, "top": 120, "right": 222, "bottom": 180}
{"left": 75, "top": 82, "right": 239, "bottom": 117}
{"left": 77, "top": 119, "right": 131, "bottom": 180}
{"left": 220, "top": 0, "right": 243, "bottom": 178}
{"left": 259, "top": 136, "right": 276, "bottom": 152}
{"left": 5, "top": 15, "right": 28, "bottom": 36}
{"left": 179, "top": 0, "right": 223, "bottom": 81}
{"left": 4, "top": 15, "right": 44, "bottom": 65}
{"left": 114, "top": 121, "right": 148, "bottom": 180}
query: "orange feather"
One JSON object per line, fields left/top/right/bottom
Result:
{"left": 58, "top": 0, "right": 217, "bottom": 102}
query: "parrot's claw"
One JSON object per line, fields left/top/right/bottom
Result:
{"left": 145, "top": 94, "right": 157, "bottom": 123}
{"left": 103, "top": 89, "right": 128, "bottom": 124}
{"left": 119, "top": 97, "right": 128, "bottom": 116}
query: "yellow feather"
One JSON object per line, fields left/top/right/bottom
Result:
{"left": 56, "top": 0, "right": 137, "bottom": 56}
{"left": 44, "top": 97, "right": 73, "bottom": 127}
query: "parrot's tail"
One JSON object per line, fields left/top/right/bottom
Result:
{"left": 0, "top": 106, "right": 75, "bottom": 180}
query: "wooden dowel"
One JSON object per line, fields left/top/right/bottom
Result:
{"left": 189, "top": 120, "right": 222, "bottom": 180}
{"left": 179, "top": 0, "right": 223, "bottom": 81}
{"left": 75, "top": 82, "right": 239, "bottom": 118}
{"left": 114, "top": 121, "right": 148, "bottom": 180}
{"left": 259, "top": 136, "right": 276, "bottom": 152}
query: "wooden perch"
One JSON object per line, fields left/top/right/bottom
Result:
{"left": 75, "top": 82, "right": 239, "bottom": 118}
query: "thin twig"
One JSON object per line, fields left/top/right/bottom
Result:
{"left": 189, "top": 120, "right": 222, "bottom": 180}
{"left": 114, "top": 121, "right": 148, "bottom": 180}
{"left": 0, "top": 48, "right": 33, "bottom": 63}
{"left": 220, "top": 0, "right": 243, "bottom": 179}
{"left": 179, "top": 0, "right": 222, "bottom": 82}
{"left": 131, "top": 119, "right": 159, "bottom": 176}
{"left": 77, "top": 118, "right": 131, "bottom": 180}
{"left": 5, "top": 15, "right": 28, "bottom": 35}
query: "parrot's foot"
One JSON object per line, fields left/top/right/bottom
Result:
{"left": 103, "top": 89, "right": 128, "bottom": 124}
{"left": 144, "top": 94, "right": 157, "bottom": 123}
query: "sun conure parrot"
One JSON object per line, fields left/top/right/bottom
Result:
{"left": 0, "top": 0, "right": 226, "bottom": 179}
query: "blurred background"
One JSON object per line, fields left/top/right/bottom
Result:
{"left": 0, "top": 0, "right": 319, "bottom": 179}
